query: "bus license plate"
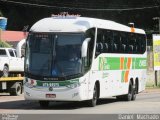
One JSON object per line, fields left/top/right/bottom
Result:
{"left": 46, "top": 94, "right": 56, "bottom": 98}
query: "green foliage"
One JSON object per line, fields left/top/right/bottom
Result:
{"left": 0, "top": 40, "right": 11, "bottom": 48}
{"left": 0, "top": 0, "right": 160, "bottom": 31}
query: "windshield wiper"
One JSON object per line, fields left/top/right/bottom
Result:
{"left": 64, "top": 73, "right": 82, "bottom": 80}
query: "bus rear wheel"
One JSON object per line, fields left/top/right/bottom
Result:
{"left": 39, "top": 101, "right": 49, "bottom": 108}
{"left": 131, "top": 83, "right": 137, "bottom": 101}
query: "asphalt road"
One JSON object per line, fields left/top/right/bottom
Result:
{"left": 0, "top": 89, "right": 160, "bottom": 114}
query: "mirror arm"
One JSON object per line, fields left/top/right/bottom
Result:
{"left": 81, "top": 38, "right": 91, "bottom": 57}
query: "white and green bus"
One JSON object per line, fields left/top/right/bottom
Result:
{"left": 24, "top": 14, "right": 147, "bottom": 108}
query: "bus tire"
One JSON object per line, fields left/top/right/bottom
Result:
{"left": 88, "top": 84, "right": 98, "bottom": 107}
{"left": 10, "top": 82, "right": 22, "bottom": 96}
{"left": 39, "top": 101, "right": 49, "bottom": 108}
{"left": 132, "top": 83, "right": 137, "bottom": 101}
{"left": 124, "top": 81, "right": 133, "bottom": 101}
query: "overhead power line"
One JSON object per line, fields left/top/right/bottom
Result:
{"left": 0, "top": 0, "right": 160, "bottom": 11}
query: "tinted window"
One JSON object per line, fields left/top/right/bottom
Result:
{"left": 9, "top": 50, "right": 15, "bottom": 57}
{"left": 0, "top": 49, "right": 7, "bottom": 55}
{"left": 95, "top": 28, "right": 146, "bottom": 55}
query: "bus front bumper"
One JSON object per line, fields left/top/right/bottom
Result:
{"left": 24, "top": 85, "right": 87, "bottom": 101}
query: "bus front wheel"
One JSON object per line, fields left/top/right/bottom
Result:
{"left": 88, "top": 85, "right": 98, "bottom": 107}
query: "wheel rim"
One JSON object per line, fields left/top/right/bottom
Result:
{"left": 3, "top": 66, "right": 9, "bottom": 77}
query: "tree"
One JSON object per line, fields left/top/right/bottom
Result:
{"left": 0, "top": 10, "right": 3, "bottom": 17}
{"left": 0, "top": 40, "right": 11, "bottom": 48}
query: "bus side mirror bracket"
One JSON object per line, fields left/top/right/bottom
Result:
{"left": 81, "top": 38, "right": 91, "bottom": 57}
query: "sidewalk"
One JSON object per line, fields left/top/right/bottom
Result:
{"left": 143, "top": 88, "right": 160, "bottom": 93}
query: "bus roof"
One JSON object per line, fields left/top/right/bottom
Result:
{"left": 30, "top": 16, "right": 145, "bottom": 34}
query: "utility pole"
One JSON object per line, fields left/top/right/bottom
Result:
{"left": 153, "top": 17, "right": 160, "bottom": 33}
{"left": 153, "top": 17, "right": 160, "bottom": 86}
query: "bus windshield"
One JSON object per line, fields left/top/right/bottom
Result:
{"left": 25, "top": 33, "right": 84, "bottom": 79}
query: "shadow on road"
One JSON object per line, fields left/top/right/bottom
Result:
{"left": 0, "top": 98, "right": 119, "bottom": 110}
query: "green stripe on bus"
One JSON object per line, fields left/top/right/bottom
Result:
{"left": 132, "top": 58, "right": 147, "bottom": 69}
{"left": 124, "top": 58, "right": 128, "bottom": 69}
{"left": 121, "top": 71, "right": 125, "bottom": 82}
{"left": 99, "top": 57, "right": 147, "bottom": 70}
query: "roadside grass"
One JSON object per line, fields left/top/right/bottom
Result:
{"left": 146, "top": 82, "right": 160, "bottom": 89}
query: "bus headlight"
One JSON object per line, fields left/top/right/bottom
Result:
{"left": 24, "top": 78, "right": 37, "bottom": 88}
{"left": 66, "top": 82, "right": 80, "bottom": 89}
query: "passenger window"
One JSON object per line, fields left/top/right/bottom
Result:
{"left": 9, "top": 50, "right": 15, "bottom": 57}
{"left": 95, "top": 29, "right": 146, "bottom": 55}
{"left": 96, "top": 29, "right": 104, "bottom": 56}
{"left": 121, "top": 32, "right": 128, "bottom": 53}
{"left": 104, "top": 30, "right": 113, "bottom": 53}
{"left": 128, "top": 33, "right": 135, "bottom": 53}
{"left": 0, "top": 50, "right": 7, "bottom": 55}
{"left": 113, "top": 32, "right": 122, "bottom": 53}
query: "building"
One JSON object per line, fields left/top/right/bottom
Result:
{"left": 0, "top": 30, "right": 28, "bottom": 48}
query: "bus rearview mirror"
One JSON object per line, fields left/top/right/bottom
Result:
{"left": 81, "top": 38, "right": 91, "bottom": 57}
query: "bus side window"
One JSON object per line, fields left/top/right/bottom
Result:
{"left": 128, "top": 33, "right": 135, "bottom": 54}
{"left": 121, "top": 32, "right": 127, "bottom": 53}
{"left": 96, "top": 29, "right": 104, "bottom": 56}
{"left": 133, "top": 38, "right": 137, "bottom": 53}
{"left": 103, "top": 43, "right": 108, "bottom": 53}
{"left": 96, "top": 42, "right": 103, "bottom": 54}
{"left": 104, "top": 30, "right": 113, "bottom": 53}
{"left": 113, "top": 32, "right": 118, "bottom": 53}
{"left": 137, "top": 34, "right": 146, "bottom": 54}
{"left": 136, "top": 35, "right": 142, "bottom": 54}
{"left": 113, "top": 31, "right": 122, "bottom": 53}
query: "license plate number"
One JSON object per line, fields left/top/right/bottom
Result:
{"left": 46, "top": 94, "right": 56, "bottom": 98}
